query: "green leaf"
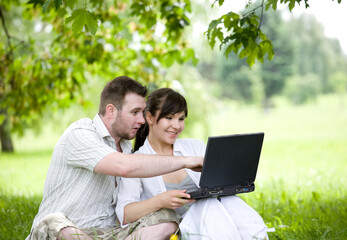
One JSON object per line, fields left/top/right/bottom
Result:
{"left": 208, "top": 19, "right": 220, "bottom": 31}
{"left": 239, "top": 46, "right": 249, "bottom": 59}
{"left": 212, "top": 0, "right": 224, "bottom": 7}
{"left": 223, "top": 13, "right": 239, "bottom": 31}
{"left": 27, "top": 0, "right": 45, "bottom": 8}
{"left": 224, "top": 43, "right": 234, "bottom": 57}
{"left": 66, "top": 9, "right": 89, "bottom": 35}
{"left": 288, "top": 1, "right": 296, "bottom": 11}
{"left": 265, "top": 0, "right": 278, "bottom": 11}
{"left": 86, "top": 11, "right": 98, "bottom": 35}
{"left": 72, "top": 10, "right": 86, "bottom": 34}
{"left": 54, "top": 0, "right": 62, "bottom": 10}
{"left": 209, "top": 27, "right": 223, "bottom": 49}
{"left": 42, "top": 0, "right": 53, "bottom": 13}
{"left": 65, "top": 0, "right": 77, "bottom": 9}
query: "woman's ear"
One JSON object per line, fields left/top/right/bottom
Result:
{"left": 146, "top": 111, "right": 154, "bottom": 125}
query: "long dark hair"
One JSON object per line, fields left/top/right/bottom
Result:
{"left": 134, "top": 88, "right": 188, "bottom": 151}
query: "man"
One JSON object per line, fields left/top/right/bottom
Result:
{"left": 26, "top": 76, "right": 202, "bottom": 240}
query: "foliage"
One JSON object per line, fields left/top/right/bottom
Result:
{"left": 289, "top": 14, "right": 347, "bottom": 94}
{"left": 330, "top": 71, "right": 347, "bottom": 94}
{"left": 207, "top": 2, "right": 347, "bottom": 108}
{"left": 0, "top": 0, "right": 197, "bottom": 151}
{"left": 206, "top": 0, "right": 274, "bottom": 67}
{"left": 213, "top": 7, "right": 293, "bottom": 106}
{"left": 204, "top": 0, "right": 338, "bottom": 67}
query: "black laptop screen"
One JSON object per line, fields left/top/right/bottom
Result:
{"left": 199, "top": 133, "right": 264, "bottom": 189}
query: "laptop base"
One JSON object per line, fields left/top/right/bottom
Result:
{"left": 188, "top": 183, "right": 255, "bottom": 199}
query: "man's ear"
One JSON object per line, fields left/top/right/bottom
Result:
{"left": 106, "top": 104, "right": 118, "bottom": 118}
{"left": 146, "top": 111, "right": 154, "bottom": 125}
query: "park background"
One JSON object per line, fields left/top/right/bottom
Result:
{"left": 1, "top": 0, "right": 346, "bottom": 239}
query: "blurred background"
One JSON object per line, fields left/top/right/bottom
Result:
{"left": 0, "top": 0, "right": 346, "bottom": 239}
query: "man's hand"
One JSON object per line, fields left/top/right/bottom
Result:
{"left": 185, "top": 156, "right": 203, "bottom": 172}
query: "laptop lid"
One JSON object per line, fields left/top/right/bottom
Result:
{"left": 199, "top": 132, "right": 264, "bottom": 189}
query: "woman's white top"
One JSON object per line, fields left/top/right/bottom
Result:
{"left": 116, "top": 138, "right": 205, "bottom": 227}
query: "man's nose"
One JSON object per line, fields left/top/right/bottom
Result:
{"left": 138, "top": 113, "right": 146, "bottom": 124}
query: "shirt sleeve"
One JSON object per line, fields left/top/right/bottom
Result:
{"left": 116, "top": 177, "right": 144, "bottom": 228}
{"left": 64, "top": 128, "right": 116, "bottom": 171}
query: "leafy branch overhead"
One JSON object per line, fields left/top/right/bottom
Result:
{"left": 40, "top": 0, "right": 341, "bottom": 67}
{"left": 206, "top": 4, "right": 274, "bottom": 67}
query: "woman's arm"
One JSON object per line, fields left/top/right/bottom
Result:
{"left": 123, "top": 189, "right": 194, "bottom": 224}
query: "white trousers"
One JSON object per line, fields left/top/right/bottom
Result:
{"left": 179, "top": 195, "right": 268, "bottom": 240}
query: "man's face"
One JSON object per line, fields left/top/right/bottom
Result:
{"left": 111, "top": 92, "right": 146, "bottom": 140}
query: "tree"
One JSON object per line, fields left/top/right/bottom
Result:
{"left": 289, "top": 14, "right": 347, "bottom": 93}
{"left": 0, "top": 0, "right": 197, "bottom": 152}
{"left": 259, "top": 5, "right": 294, "bottom": 108}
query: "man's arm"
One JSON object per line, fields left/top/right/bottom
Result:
{"left": 94, "top": 152, "right": 203, "bottom": 178}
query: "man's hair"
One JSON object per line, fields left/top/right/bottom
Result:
{"left": 99, "top": 76, "right": 147, "bottom": 116}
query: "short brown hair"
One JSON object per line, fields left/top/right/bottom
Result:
{"left": 99, "top": 76, "right": 147, "bottom": 116}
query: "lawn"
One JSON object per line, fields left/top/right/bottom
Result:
{"left": 0, "top": 94, "right": 346, "bottom": 239}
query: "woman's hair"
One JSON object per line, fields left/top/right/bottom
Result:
{"left": 134, "top": 88, "right": 188, "bottom": 151}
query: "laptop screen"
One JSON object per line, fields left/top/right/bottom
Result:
{"left": 199, "top": 133, "right": 264, "bottom": 188}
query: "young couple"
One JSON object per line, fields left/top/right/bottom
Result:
{"left": 26, "top": 76, "right": 267, "bottom": 240}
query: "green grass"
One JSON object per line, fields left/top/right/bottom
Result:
{"left": 0, "top": 193, "right": 41, "bottom": 239}
{"left": 1, "top": 94, "right": 347, "bottom": 239}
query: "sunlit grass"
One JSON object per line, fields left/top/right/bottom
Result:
{"left": 0, "top": 151, "right": 51, "bottom": 196}
{"left": 0, "top": 94, "right": 346, "bottom": 239}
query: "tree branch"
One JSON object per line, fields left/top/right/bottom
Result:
{"left": 258, "top": 0, "right": 265, "bottom": 31}
{"left": 0, "top": 5, "right": 13, "bottom": 57}
{"left": 241, "top": 4, "right": 263, "bottom": 18}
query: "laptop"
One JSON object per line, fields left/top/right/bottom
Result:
{"left": 188, "top": 132, "right": 264, "bottom": 199}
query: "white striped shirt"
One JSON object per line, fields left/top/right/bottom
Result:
{"left": 31, "top": 114, "right": 133, "bottom": 229}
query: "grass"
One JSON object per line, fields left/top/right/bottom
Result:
{"left": 1, "top": 94, "right": 346, "bottom": 239}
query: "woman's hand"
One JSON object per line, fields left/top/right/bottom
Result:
{"left": 155, "top": 190, "right": 195, "bottom": 209}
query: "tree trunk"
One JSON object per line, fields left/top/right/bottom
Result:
{"left": 0, "top": 114, "right": 14, "bottom": 153}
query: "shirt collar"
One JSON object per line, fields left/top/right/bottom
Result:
{"left": 143, "top": 138, "right": 158, "bottom": 155}
{"left": 173, "top": 139, "right": 184, "bottom": 155}
{"left": 143, "top": 137, "right": 184, "bottom": 156}
{"left": 93, "top": 113, "right": 133, "bottom": 153}
{"left": 93, "top": 113, "right": 111, "bottom": 139}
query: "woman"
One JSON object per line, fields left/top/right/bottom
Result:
{"left": 116, "top": 88, "right": 268, "bottom": 240}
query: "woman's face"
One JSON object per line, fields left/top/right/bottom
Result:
{"left": 148, "top": 111, "right": 186, "bottom": 145}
